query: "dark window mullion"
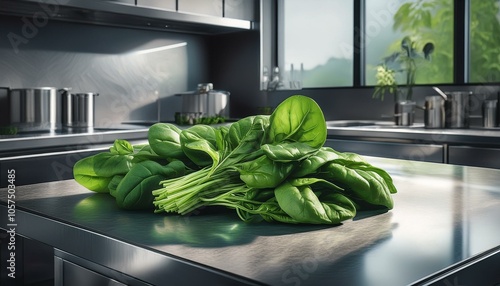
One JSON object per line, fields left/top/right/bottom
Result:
{"left": 454, "top": 0, "right": 467, "bottom": 84}
{"left": 353, "top": 0, "right": 365, "bottom": 87}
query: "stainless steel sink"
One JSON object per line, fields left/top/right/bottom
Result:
{"left": 326, "top": 120, "right": 395, "bottom": 128}
{"left": 326, "top": 120, "right": 426, "bottom": 129}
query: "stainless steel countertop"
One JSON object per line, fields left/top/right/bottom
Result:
{"left": 2, "top": 120, "right": 500, "bottom": 157}
{"left": 327, "top": 121, "right": 500, "bottom": 145}
{"left": 0, "top": 125, "right": 150, "bottom": 155}
{"left": 1, "top": 157, "right": 500, "bottom": 285}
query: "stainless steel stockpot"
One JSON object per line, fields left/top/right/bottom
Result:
{"left": 179, "top": 83, "right": 230, "bottom": 118}
{"left": 1, "top": 87, "right": 66, "bottom": 132}
{"left": 62, "top": 92, "right": 99, "bottom": 128}
{"left": 444, "top": 91, "right": 472, "bottom": 128}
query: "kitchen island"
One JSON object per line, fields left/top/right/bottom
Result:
{"left": 1, "top": 157, "right": 500, "bottom": 285}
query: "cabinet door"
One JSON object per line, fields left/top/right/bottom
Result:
{"left": 225, "top": 0, "right": 257, "bottom": 21}
{"left": 325, "top": 139, "right": 444, "bottom": 163}
{"left": 136, "top": 0, "right": 176, "bottom": 11}
{"left": 55, "top": 257, "right": 126, "bottom": 286}
{"left": 106, "top": 0, "right": 135, "bottom": 4}
{"left": 178, "top": 0, "right": 223, "bottom": 17}
{"left": 448, "top": 145, "right": 500, "bottom": 168}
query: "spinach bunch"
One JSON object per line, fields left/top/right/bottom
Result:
{"left": 74, "top": 95, "right": 397, "bottom": 225}
{"left": 152, "top": 95, "right": 397, "bottom": 224}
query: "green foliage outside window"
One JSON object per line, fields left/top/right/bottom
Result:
{"left": 390, "top": 0, "right": 454, "bottom": 84}
{"left": 376, "top": 0, "right": 500, "bottom": 86}
{"left": 469, "top": 0, "right": 500, "bottom": 83}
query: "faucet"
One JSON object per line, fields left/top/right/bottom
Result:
{"left": 267, "top": 66, "right": 283, "bottom": 91}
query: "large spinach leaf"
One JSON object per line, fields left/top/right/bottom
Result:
{"left": 115, "top": 160, "right": 187, "bottom": 210}
{"left": 148, "top": 123, "right": 185, "bottom": 160}
{"left": 291, "top": 147, "right": 341, "bottom": 178}
{"left": 236, "top": 155, "right": 295, "bottom": 188}
{"left": 318, "top": 161, "right": 396, "bottom": 209}
{"left": 73, "top": 140, "right": 134, "bottom": 193}
{"left": 268, "top": 95, "right": 327, "bottom": 148}
{"left": 274, "top": 180, "right": 356, "bottom": 224}
{"left": 180, "top": 125, "right": 219, "bottom": 167}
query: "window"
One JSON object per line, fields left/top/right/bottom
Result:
{"left": 365, "top": 0, "right": 454, "bottom": 86}
{"left": 278, "top": 0, "right": 354, "bottom": 88}
{"left": 469, "top": 0, "right": 500, "bottom": 83}
{"left": 274, "top": 0, "right": 496, "bottom": 89}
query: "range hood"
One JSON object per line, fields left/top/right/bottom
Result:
{"left": 0, "top": 0, "right": 254, "bottom": 34}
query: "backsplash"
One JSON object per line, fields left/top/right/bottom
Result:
{"left": 0, "top": 15, "right": 209, "bottom": 127}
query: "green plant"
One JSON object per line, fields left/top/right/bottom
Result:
{"left": 373, "top": 36, "right": 434, "bottom": 101}
{"left": 392, "top": 0, "right": 453, "bottom": 84}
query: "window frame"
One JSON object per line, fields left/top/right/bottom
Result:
{"left": 269, "top": 0, "right": 480, "bottom": 90}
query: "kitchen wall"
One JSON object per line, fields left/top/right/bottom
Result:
{"left": 0, "top": 15, "right": 210, "bottom": 127}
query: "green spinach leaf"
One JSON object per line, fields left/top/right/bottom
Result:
{"left": 236, "top": 155, "right": 295, "bottom": 188}
{"left": 110, "top": 139, "right": 134, "bottom": 155}
{"left": 115, "top": 160, "right": 187, "bottom": 210}
{"left": 318, "top": 161, "right": 396, "bottom": 209}
{"left": 180, "top": 125, "right": 219, "bottom": 167}
{"left": 268, "top": 95, "right": 327, "bottom": 148}
{"left": 261, "top": 141, "right": 318, "bottom": 162}
{"left": 73, "top": 156, "right": 114, "bottom": 193}
{"left": 291, "top": 147, "right": 341, "bottom": 178}
{"left": 148, "top": 123, "right": 185, "bottom": 160}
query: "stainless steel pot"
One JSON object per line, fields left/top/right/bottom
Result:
{"left": 179, "top": 83, "right": 230, "bottom": 118}
{"left": 424, "top": 95, "right": 445, "bottom": 129}
{"left": 394, "top": 101, "right": 416, "bottom": 126}
{"left": 1, "top": 87, "right": 66, "bottom": 132}
{"left": 482, "top": 99, "right": 497, "bottom": 128}
{"left": 445, "top": 91, "right": 472, "bottom": 128}
{"left": 62, "top": 92, "right": 99, "bottom": 128}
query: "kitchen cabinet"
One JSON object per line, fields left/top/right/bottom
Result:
{"left": 224, "top": 0, "right": 258, "bottom": 21}
{"left": 0, "top": 231, "right": 54, "bottom": 284}
{"left": 326, "top": 121, "right": 500, "bottom": 168}
{"left": 178, "top": 0, "right": 223, "bottom": 17}
{"left": 448, "top": 145, "right": 500, "bottom": 169}
{"left": 106, "top": 0, "right": 135, "bottom": 4}
{"left": 54, "top": 250, "right": 145, "bottom": 286}
{"left": 55, "top": 258, "right": 124, "bottom": 286}
{"left": 136, "top": 0, "right": 176, "bottom": 11}
{"left": 0, "top": 0, "right": 252, "bottom": 34}
{"left": 325, "top": 139, "right": 445, "bottom": 163}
